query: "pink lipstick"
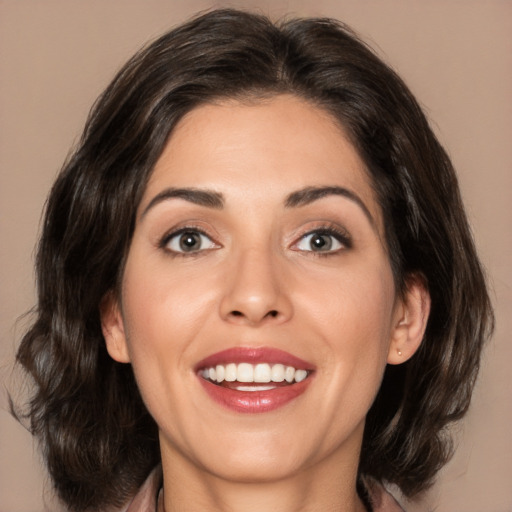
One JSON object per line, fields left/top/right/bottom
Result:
{"left": 195, "top": 347, "right": 314, "bottom": 413}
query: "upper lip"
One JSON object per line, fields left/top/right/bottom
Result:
{"left": 195, "top": 347, "right": 314, "bottom": 371}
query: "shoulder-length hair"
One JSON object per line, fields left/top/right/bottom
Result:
{"left": 16, "top": 8, "right": 493, "bottom": 511}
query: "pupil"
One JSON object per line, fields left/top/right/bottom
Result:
{"left": 180, "top": 232, "right": 199, "bottom": 251}
{"left": 312, "top": 234, "right": 331, "bottom": 251}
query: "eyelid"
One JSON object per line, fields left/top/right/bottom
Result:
{"left": 290, "top": 224, "right": 352, "bottom": 253}
{"left": 159, "top": 225, "right": 221, "bottom": 254}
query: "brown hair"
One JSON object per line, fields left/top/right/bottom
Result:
{"left": 15, "top": 8, "right": 493, "bottom": 511}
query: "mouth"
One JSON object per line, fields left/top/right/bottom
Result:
{"left": 200, "top": 363, "right": 309, "bottom": 391}
{"left": 195, "top": 347, "right": 314, "bottom": 413}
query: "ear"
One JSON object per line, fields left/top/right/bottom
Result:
{"left": 99, "top": 291, "right": 131, "bottom": 363}
{"left": 387, "top": 275, "right": 430, "bottom": 365}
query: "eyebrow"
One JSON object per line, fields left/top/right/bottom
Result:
{"left": 140, "top": 187, "right": 224, "bottom": 219}
{"left": 285, "top": 186, "right": 375, "bottom": 226}
{"left": 140, "top": 185, "right": 375, "bottom": 227}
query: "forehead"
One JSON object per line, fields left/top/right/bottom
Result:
{"left": 143, "top": 95, "right": 381, "bottom": 226}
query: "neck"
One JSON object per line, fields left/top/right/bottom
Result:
{"left": 159, "top": 431, "right": 367, "bottom": 512}
{"left": 161, "top": 477, "right": 366, "bottom": 512}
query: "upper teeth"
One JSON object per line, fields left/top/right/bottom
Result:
{"left": 201, "top": 363, "right": 308, "bottom": 384}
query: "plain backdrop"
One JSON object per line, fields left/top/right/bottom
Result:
{"left": 1, "top": 1, "right": 511, "bottom": 511}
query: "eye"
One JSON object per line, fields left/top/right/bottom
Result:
{"left": 164, "top": 229, "right": 218, "bottom": 254}
{"left": 294, "top": 230, "right": 348, "bottom": 253}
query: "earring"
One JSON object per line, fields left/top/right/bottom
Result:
{"left": 397, "top": 349, "right": 402, "bottom": 356}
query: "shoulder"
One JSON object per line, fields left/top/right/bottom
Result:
{"left": 123, "top": 465, "right": 162, "bottom": 512}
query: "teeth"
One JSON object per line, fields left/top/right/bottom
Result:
{"left": 295, "top": 369, "right": 308, "bottom": 383}
{"left": 271, "top": 364, "right": 285, "bottom": 382}
{"left": 237, "top": 363, "right": 254, "bottom": 382}
{"left": 200, "top": 363, "right": 309, "bottom": 385}
{"left": 225, "top": 363, "right": 237, "bottom": 382}
{"left": 254, "top": 363, "right": 271, "bottom": 383}
{"left": 236, "top": 385, "right": 275, "bottom": 391}
{"left": 215, "top": 365, "right": 225, "bottom": 383}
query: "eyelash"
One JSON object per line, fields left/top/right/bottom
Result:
{"left": 159, "top": 226, "right": 219, "bottom": 256}
{"left": 293, "top": 225, "right": 352, "bottom": 256}
{"left": 158, "top": 224, "right": 352, "bottom": 257}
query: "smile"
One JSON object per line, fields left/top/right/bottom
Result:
{"left": 201, "top": 363, "right": 309, "bottom": 388}
{"left": 195, "top": 347, "right": 314, "bottom": 413}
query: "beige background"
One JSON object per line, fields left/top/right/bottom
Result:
{"left": 1, "top": 1, "right": 511, "bottom": 511}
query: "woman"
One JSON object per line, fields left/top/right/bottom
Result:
{"left": 15, "top": 8, "right": 493, "bottom": 512}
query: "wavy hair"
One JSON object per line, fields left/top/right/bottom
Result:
{"left": 15, "top": 9, "right": 493, "bottom": 511}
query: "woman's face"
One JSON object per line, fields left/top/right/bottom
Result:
{"left": 103, "top": 95, "right": 423, "bottom": 484}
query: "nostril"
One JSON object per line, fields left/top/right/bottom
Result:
{"left": 228, "top": 309, "right": 279, "bottom": 320}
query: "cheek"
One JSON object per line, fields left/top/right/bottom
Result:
{"left": 302, "top": 257, "right": 396, "bottom": 344}
{"left": 117, "top": 254, "right": 202, "bottom": 422}
{"left": 300, "top": 258, "right": 396, "bottom": 399}
{"left": 121, "top": 252, "right": 215, "bottom": 347}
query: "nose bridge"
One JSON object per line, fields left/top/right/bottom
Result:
{"left": 220, "top": 243, "right": 292, "bottom": 325}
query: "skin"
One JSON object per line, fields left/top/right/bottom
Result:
{"left": 102, "top": 95, "right": 429, "bottom": 512}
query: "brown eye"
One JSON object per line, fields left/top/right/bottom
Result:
{"left": 179, "top": 232, "right": 201, "bottom": 251}
{"left": 309, "top": 234, "right": 333, "bottom": 251}
{"left": 165, "top": 230, "right": 217, "bottom": 253}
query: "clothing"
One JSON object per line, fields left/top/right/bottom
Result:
{"left": 364, "top": 477, "right": 406, "bottom": 512}
{"left": 123, "top": 466, "right": 405, "bottom": 512}
{"left": 123, "top": 466, "right": 162, "bottom": 512}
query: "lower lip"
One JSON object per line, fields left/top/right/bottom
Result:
{"left": 198, "top": 377, "right": 312, "bottom": 413}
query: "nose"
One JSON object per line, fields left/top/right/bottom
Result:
{"left": 219, "top": 247, "right": 293, "bottom": 326}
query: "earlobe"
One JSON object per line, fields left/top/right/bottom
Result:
{"left": 99, "top": 291, "right": 131, "bottom": 363}
{"left": 387, "top": 275, "right": 430, "bottom": 365}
